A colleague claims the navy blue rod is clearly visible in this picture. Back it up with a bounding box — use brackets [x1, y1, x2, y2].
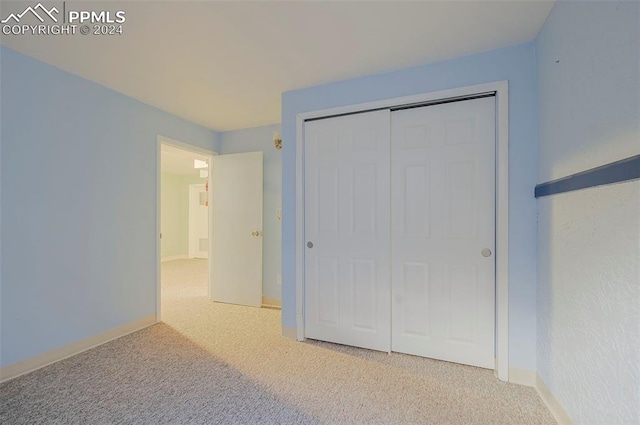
[535, 154, 640, 198]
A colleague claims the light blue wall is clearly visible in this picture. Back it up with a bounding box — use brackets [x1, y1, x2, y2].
[218, 124, 282, 301]
[536, 1, 640, 423]
[282, 43, 539, 370]
[537, 1, 640, 182]
[0, 47, 217, 367]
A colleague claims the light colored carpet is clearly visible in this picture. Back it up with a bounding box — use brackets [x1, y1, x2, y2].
[1, 259, 556, 424]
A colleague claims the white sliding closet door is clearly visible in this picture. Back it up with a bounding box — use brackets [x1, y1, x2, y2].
[390, 97, 496, 369]
[304, 110, 391, 352]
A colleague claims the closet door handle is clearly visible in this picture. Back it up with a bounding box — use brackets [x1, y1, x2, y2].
[307, 241, 314, 248]
[481, 248, 492, 257]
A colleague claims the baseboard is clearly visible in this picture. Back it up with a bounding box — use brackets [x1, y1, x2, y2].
[262, 296, 282, 310]
[282, 326, 297, 340]
[0, 314, 157, 383]
[508, 367, 536, 386]
[161, 255, 188, 262]
[535, 374, 574, 425]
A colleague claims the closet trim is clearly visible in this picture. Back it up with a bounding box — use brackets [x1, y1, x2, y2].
[305, 92, 496, 122]
[295, 81, 510, 382]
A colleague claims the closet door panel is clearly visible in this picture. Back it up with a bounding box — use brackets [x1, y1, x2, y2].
[391, 97, 496, 369]
[304, 110, 391, 352]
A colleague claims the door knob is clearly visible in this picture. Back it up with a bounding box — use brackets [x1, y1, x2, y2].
[307, 241, 314, 248]
[481, 248, 492, 257]
[251, 231, 262, 237]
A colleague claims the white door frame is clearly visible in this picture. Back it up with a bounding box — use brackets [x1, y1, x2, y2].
[156, 135, 216, 322]
[295, 81, 510, 381]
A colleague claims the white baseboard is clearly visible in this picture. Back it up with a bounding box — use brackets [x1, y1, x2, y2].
[161, 255, 188, 262]
[535, 374, 574, 425]
[508, 367, 536, 386]
[282, 326, 297, 340]
[0, 315, 157, 383]
[262, 296, 282, 310]
[508, 369, 574, 424]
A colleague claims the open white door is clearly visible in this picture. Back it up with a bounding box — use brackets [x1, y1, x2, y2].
[210, 152, 263, 307]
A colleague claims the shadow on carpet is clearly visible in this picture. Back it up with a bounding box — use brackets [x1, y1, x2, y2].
[1, 324, 319, 425]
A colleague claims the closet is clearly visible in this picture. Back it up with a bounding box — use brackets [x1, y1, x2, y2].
[303, 96, 496, 369]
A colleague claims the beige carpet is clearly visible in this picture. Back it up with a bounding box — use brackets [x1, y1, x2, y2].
[1, 259, 556, 424]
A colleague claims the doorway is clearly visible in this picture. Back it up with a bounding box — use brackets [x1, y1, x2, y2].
[158, 137, 214, 320]
[157, 136, 266, 322]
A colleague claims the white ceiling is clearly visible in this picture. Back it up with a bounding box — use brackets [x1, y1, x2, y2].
[161, 143, 208, 176]
[1, 1, 554, 131]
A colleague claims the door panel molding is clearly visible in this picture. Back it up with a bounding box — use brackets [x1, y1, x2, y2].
[296, 81, 509, 381]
